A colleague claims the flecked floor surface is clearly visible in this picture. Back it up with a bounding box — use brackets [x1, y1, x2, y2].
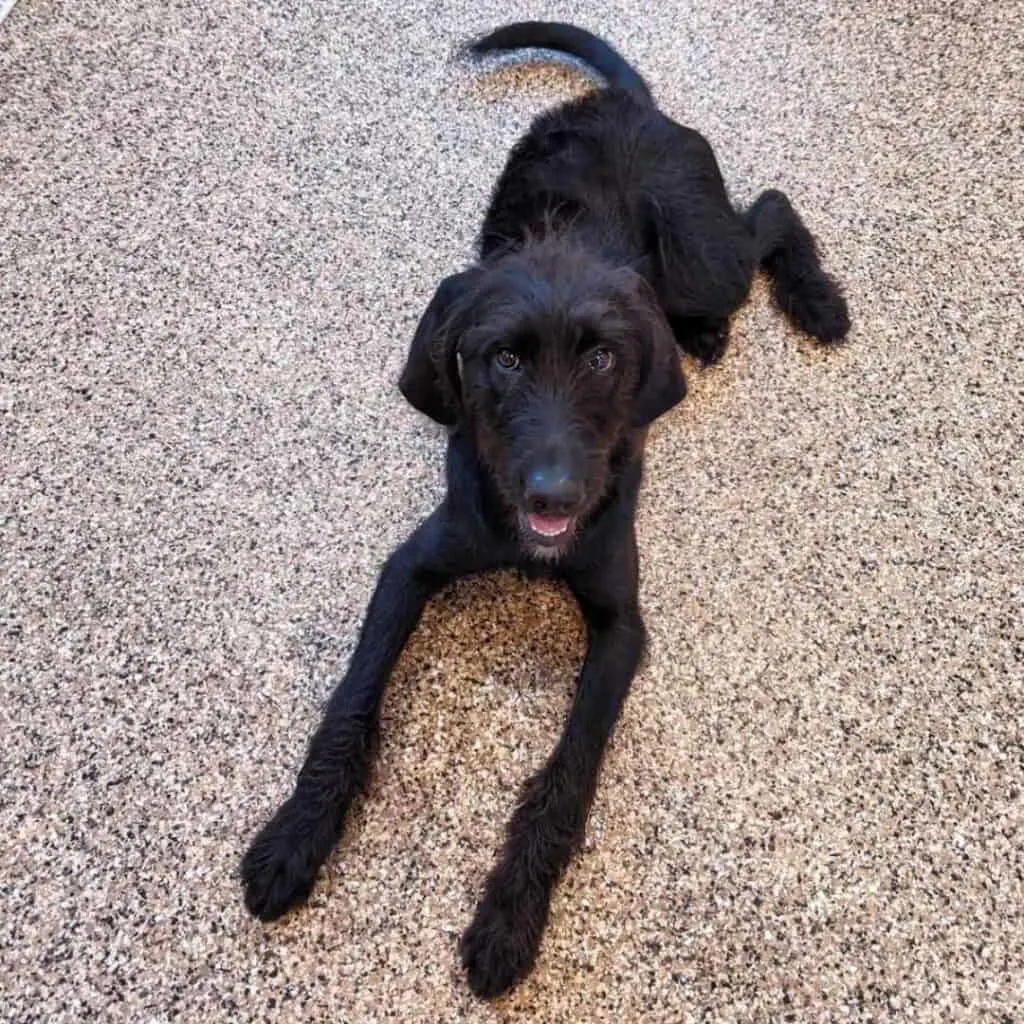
[2, 1, 1022, 1020]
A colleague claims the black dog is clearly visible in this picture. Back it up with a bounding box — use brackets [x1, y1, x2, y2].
[241, 22, 849, 998]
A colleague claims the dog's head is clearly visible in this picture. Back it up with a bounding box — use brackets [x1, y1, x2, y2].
[400, 239, 685, 556]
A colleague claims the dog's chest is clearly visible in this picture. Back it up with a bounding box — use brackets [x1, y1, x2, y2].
[517, 559, 560, 582]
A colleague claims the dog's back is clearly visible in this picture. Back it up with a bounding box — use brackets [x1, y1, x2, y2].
[470, 22, 850, 346]
[478, 89, 754, 320]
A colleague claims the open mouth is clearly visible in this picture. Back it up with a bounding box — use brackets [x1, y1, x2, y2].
[523, 512, 576, 543]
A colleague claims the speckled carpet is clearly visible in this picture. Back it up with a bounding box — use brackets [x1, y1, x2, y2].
[2, 1, 1022, 1020]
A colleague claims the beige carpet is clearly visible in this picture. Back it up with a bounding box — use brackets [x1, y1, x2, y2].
[2, 1, 1022, 1020]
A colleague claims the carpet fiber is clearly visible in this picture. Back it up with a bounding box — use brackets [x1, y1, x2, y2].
[2, 1, 1022, 1020]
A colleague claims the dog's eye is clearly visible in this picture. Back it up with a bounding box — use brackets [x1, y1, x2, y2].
[586, 348, 615, 372]
[494, 349, 520, 371]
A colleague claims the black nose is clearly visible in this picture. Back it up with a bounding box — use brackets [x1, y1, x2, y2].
[523, 465, 585, 517]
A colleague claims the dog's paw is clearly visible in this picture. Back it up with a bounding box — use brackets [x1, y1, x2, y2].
[459, 881, 548, 999]
[781, 275, 851, 345]
[240, 798, 324, 922]
[670, 316, 731, 366]
[690, 322, 731, 365]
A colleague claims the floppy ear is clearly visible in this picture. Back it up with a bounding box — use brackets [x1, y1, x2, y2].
[629, 286, 687, 428]
[399, 270, 478, 425]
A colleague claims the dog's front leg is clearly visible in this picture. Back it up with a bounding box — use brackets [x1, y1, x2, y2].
[241, 506, 469, 921]
[460, 546, 646, 998]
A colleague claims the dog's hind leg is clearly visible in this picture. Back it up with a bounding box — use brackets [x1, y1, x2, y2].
[746, 189, 850, 343]
[668, 313, 731, 364]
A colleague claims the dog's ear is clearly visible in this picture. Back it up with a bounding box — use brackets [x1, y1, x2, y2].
[626, 279, 686, 428]
[399, 270, 479, 425]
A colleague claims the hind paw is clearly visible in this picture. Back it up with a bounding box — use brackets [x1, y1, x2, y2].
[672, 317, 731, 364]
[784, 276, 850, 344]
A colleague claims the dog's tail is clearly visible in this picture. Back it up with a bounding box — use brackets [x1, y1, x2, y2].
[468, 22, 653, 103]
[747, 189, 851, 343]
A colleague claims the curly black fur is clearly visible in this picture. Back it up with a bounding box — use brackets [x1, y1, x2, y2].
[241, 21, 849, 999]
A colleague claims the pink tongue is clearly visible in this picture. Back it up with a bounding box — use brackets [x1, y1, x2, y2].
[528, 514, 571, 537]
